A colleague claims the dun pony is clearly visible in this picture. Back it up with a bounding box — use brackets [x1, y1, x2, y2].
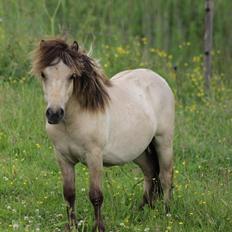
[32, 39, 175, 232]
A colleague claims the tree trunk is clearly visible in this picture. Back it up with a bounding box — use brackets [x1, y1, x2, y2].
[204, 0, 214, 92]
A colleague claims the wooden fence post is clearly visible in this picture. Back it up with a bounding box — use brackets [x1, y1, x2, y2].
[204, 0, 214, 92]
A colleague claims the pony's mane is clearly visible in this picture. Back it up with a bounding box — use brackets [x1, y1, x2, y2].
[32, 39, 111, 112]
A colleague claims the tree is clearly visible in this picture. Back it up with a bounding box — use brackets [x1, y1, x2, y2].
[204, 0, 214, 92]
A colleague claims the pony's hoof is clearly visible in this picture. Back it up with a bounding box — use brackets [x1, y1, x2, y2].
[138, 202, 145, 210]
[165, 204, 171, 215]
[139, 196, 148, 210]
[64, 223, 71, 232]
[64, 222, 78, 232]
[93, 221, 105, 232]
[139, 197, 154, 210]
[71, 218, 78, 229]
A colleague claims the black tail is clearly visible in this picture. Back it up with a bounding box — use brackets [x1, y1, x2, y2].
[148, 141, 163, 197]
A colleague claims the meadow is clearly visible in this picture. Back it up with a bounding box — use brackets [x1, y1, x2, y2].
[0, 1, 232, 231]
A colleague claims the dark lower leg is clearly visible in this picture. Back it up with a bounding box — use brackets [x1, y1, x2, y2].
[64, 186, 77, 228]
[153, 134, 174, 214]
[89, 188, 105, 232]
[89, 187, 105, 232]
[58, 159, 77, 229]
[140, 174, 163, 209]
[153, 175, 163, 199]
[140, 177, 154, 209]
[58, 158, 77, 231]
[159, 169, 173, 214]
[86, 151, 104, 231]
[149, 142, 163, 199]
[135, 152, 159, 209]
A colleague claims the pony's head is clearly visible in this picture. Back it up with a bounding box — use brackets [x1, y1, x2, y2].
[32, 39, 111, 124]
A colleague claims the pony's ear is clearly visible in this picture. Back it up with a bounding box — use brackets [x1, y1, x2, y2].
[71, 41, 79, 51]
[40, 39, 45, 47]
[39, 39, 45, 48]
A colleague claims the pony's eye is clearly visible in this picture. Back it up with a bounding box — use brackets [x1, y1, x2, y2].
[41, 72, 46, 80]
[69, 74, 76, 80]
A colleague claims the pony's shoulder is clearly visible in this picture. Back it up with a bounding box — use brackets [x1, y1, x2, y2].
[111, 70, 133, 80]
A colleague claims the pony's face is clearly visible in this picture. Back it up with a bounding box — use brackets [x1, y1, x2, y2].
[41, 60, 75, 124]
[32, 39, 111, 124]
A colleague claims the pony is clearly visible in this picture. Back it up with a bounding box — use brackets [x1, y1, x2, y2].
[31, 39, 175, 232]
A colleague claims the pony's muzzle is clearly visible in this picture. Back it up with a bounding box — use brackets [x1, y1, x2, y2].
[46, 107, 64, 124]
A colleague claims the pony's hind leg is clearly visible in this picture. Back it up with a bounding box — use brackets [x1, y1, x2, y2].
[153, 134, 173, 214]
[134, 149, 161, 209]
[148, 142, 163, 199]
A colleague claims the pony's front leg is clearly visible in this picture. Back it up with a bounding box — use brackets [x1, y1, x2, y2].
[58, 157, 77, 230]
[86, 151, 105, 232]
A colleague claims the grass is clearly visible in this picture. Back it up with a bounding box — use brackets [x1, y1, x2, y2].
[0, 78, 232, 232]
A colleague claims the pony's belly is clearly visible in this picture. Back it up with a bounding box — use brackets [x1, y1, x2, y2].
[102, 149, 144, 165]
[103, 129, 154, 165]
[103, 141, 149, 165]
[103, 103, 156, 164]
[56, 138, 146, 166]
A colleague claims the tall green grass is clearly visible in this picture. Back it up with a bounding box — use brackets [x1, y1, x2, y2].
[0, 79, 231, 231]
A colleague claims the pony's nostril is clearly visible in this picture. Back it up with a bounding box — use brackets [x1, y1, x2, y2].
[46, 107, 53, 118]
[46, 107, 64, 124]
[59, 108, 64, 117]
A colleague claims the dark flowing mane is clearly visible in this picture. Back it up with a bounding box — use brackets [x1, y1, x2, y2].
[32, 39, 111, 112]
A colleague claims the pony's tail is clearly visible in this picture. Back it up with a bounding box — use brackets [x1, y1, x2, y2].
[148, 141, 163, 197]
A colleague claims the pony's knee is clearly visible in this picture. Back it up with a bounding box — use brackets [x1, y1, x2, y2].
[89, 188, 103, 207]
[63, 185, 75, 205]
[159, 169, 173, 202]
[159, 169, 172, 189]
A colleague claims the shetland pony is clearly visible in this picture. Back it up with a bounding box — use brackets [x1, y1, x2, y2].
[32, 39, 175, 231]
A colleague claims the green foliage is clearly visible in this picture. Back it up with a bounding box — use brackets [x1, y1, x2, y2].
[0, 0, 231, 82]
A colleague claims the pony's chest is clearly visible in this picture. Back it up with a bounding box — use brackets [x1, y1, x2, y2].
[58, 135, 87, 163]
[46, 124, 88, 164]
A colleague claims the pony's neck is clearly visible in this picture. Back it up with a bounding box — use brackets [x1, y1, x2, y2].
[65, 94, 82, 120]
[72, 70, 111, 112]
